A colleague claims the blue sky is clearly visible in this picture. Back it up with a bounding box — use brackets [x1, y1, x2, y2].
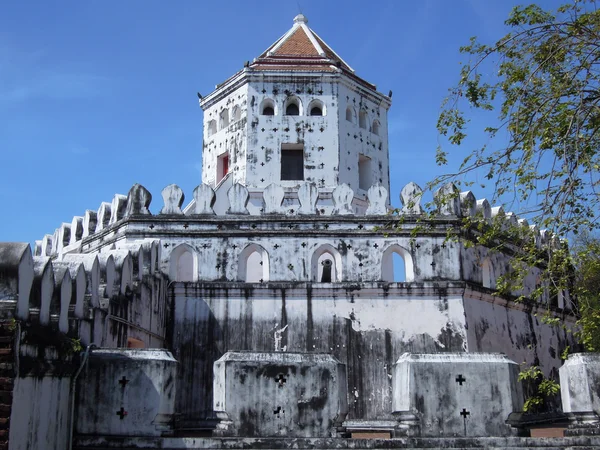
[0, 0, 563, 244]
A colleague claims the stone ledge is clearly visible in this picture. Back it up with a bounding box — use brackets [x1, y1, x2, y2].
[73, 435, 600, 449]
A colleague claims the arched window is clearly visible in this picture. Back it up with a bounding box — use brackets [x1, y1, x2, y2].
[219, 109, 229, 129]
[308, 99, 325, 116]
[345, 106, 356, 123]
[232, 106, 242, 121]
[311, 245, 342, 282]
[285, 97, 302, 116]
[359, 110, 368, 129]
[372, 119, 380, 135]
[381, 244, 414, 282]
[261, 98, 276, 116]
[238, 244, 270, 282]
[169, 244, 197, 282]
[482, 257, 495, 289]
[207, 120, 217, 137]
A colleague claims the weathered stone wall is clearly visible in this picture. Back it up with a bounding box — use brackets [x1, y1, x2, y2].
[170, 282, 467, 426]
[462, 289, 575, 377]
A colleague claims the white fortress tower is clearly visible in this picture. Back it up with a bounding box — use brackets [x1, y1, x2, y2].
[199, 14, 392, 214]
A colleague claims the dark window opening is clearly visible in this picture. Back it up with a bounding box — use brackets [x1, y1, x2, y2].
[217, 153, 229, 183]
[286, 103, 299, 116]
[281, 145, 304, 180]
[263, 106, 274, 116]
[310, 106, 323, 116]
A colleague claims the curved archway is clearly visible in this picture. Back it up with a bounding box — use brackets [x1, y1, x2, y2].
[238, 244, 270, 282]
[372, 119, 380, 135]
[260, 98, 276, 116]
[207, 120, 217, 137]
[359, 109, 368, 129]
[219, 109, 229, 129]
[284, 96, 302, 116]
[482, 257, 495, 289]
[308, 99, 325, 116]
[381, 244, 414, 282]
[169, 244, 198, 282]
[345, 106, 356, 123]
[311, 244, 342, 282]
[232, 105, 242, 121]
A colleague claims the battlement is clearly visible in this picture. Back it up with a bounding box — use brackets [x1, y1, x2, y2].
[0, 240, 167, 350]
[35, 180, 557, 259]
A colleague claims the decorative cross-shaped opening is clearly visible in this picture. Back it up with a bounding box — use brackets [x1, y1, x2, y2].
[118, 376, 129, 388]
[274, 244, 280, 249]
[460, 408, 470, 418]
[275, 373, 287, 387]
[456, 374, 466, 385]
[373, 243, 379, 248]
[183, 223, 189, 229]
[116, 407, 128, 420]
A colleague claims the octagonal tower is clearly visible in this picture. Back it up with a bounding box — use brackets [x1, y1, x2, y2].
[199, 14, 392, 213]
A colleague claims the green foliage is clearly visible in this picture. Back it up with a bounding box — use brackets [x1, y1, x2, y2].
[572, 233, 600, 350]
[436, 0, 600, 238]
[518, 364, 560, 412]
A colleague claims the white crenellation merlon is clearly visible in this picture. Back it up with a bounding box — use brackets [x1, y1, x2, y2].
[434, 182, 460, 216]
[191, 184, 216, 215]
[491, 205, 505, 219]
[227, 183, 250, 215]
[459, 191, 477, 217]
[365, 184, 388, 215]
[126, 183, 152, 216]
[83, 210, 98, 238]
[476, 198, 491, 220]
[0, 243, 34, 320]
[62, 253, 100, 310]
[263, 183, 285, 214]
[41, 235, 53, 257]
[332, 183, 354, 215]
[298, 182, 319, 214]
[56, 223, 72, 255]
[109, 194, 128, 224]
[33, 241, 42, 257]
[160, 184, 184, 215]
[400, 182, 424, 215]
[33, 256, 54, 325]
[69, 216, 84, 246]
[96, 202, 112, 232]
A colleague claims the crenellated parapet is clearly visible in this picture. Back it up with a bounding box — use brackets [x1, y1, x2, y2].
[0, 240, 167, 349]
[25, 181, 567, 308]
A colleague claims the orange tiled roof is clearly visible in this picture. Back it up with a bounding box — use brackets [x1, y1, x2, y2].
[272, 27, 321, 57]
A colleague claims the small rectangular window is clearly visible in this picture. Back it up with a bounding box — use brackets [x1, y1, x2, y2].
[358, 154, 372, 190]
[217, 152, 229, 183]
[281, 144, 304, 181]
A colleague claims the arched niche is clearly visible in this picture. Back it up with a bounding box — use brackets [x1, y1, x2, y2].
[219, 109, 229, 129]
[169, 244, 198, 282]
[207, 120, 217, 137]
[345, 106, 356, 123]
[284, 96, 302, 116]
[372, 119, 381, 135]
[260, 98, 276, 116]
[311, 244, 342, 282]
[359, 109, 368, 129]
[482, 257, 495, 289]
[238, 244, 270, 282]
[381, 244, 414, 282]
[232, 105, 242, 121]
[308, 99, 325, 116]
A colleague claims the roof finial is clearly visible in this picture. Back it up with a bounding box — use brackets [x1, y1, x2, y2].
[294, 13, 308, 24]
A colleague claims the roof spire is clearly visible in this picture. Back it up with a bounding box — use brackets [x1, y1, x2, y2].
[293, 14, 308, 24]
